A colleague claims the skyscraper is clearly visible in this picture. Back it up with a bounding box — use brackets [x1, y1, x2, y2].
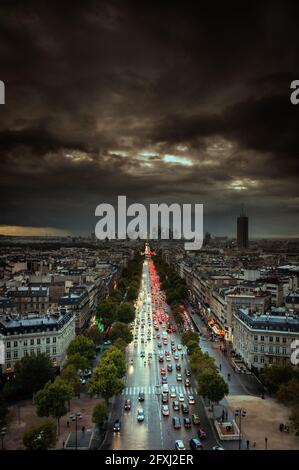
[237, 212, 249, 250]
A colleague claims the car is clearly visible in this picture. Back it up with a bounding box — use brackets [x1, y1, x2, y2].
[147, 336, 151, 341]
[124, 399, 131, 410]
[176, 364, 181, 371]
[161, 376, 168, 384]
[141, 338, 144, 343]
[171, 340, 175, 346]
[162, 384, 169, 394]
[156, 334, 161, 339]
[162, 405, 169, 416]
[172, 417, 181, 429]
[189, 438, 203, 450]
[188, 395, 195, 405]
[148, 352, 153, 358]
[184, 417, 192, 428]
[162, 393, 169, 404]
[171, 346, 176, 352]
[80, 378, 86, 385]
[174, 354, 179, 361]
[165, 350, 170, 356]
[140, 351, 145, 358]
[212, 446, 225, 451]
[177, 344, 182, 350]
[170, 387, 176, 398]
[137, 409, 145, 422]
[181, 403, 189, 414]
[157, 342, 162, 348]
[185, 369, 192, 377]
[138, 392, 145, 402]
[198, 428, 207, 440]
[167, 364, 173, 372]
[160, 368, 166, 376]
[176, 373, 182, 382]
[158, 355, 164, 363]
[175, 440, 185, 450]
[166, 355, 171, 362]
[104, 340, 112, 346]
[134, 341, 138, 347]
[113, 419, 121, 432]
[192, 414, 200, 425]
[185, 378, 191, 387]
[178, 393, 184, 402]
[172, 401, 180, 411]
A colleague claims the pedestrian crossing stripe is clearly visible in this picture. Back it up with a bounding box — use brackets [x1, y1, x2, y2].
[122, 385, 195, 396]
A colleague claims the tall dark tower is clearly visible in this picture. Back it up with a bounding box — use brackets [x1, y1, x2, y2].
[237, 210, 249, 250]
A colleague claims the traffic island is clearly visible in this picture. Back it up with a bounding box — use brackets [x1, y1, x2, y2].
[214, 419, 240, 441]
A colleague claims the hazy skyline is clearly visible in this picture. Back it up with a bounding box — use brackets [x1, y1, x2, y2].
[0, 1, 299, 237]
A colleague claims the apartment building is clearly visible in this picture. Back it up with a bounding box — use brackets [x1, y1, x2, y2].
[7, 286, 50, 315]
[0, 308, 75, 374]
[233, 307, 299, 371]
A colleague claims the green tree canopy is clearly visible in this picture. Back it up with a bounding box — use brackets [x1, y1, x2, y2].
[23, 420, 57, 450]
[117, 302, 135, 323]
[35, 377, 73, 434]
[276, 378, 299, 406]
[97, 300, 118, 324]
[66, 353, 89, 372]
[67, 336, 95, 361]
[260, 364, 297, 394]
[92, 400, 108, 427]
[182, 330, 199, 346]
[197, 369, 229, 403]
[60, 365, 81, 396]
[186, 340, 200, 355]
[88, 362, 124, 402]
[84, 325, 104, 345]
[101, 346, 126, 378]
[109, 321, 133, 344]
[14, 353, 54, 396]
[112, 337, 127, 351]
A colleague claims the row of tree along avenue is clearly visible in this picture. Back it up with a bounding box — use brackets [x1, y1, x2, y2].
[181, 330, 229, 405]
[97, 251, 143, 328]
[153, 253, 188, 327]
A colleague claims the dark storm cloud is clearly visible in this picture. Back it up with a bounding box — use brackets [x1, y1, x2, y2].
[0, 0, 299, 235]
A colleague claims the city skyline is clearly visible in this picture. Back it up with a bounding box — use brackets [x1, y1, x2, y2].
[0, 1, 299, 238]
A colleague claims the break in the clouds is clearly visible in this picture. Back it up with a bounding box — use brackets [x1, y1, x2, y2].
[0, 1, 298, 237]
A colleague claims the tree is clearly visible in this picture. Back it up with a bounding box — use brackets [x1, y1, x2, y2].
[66, 353, 89, 372]
[84, 325, 104, 345]
[101, 346, 126, 378]
[35, 377, 73, 434]
[109, 322, 133, 344]
[260, 364, 296, 394]
[98, 300, 118, 324]
[127, 285, 138, 301]
[23, 420, 57, 450]
[186, 340, 200, 355]
[92, 400, 108, 427]
[14, 353, 54, 396]
[67, 336, 95, 361]
[112, 337, 127, 351]
[88, 362, 124, 403]
[117, 302, 135, 323]
[276, 379, 299, 406]
[197, 369, 228, 403]
[60, 365, 81, 396]
[182, 330, 199, 346]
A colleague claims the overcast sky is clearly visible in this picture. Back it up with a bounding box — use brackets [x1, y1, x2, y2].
[0, 1, 298, 237]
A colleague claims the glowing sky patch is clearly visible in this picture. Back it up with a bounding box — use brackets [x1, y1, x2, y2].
[163, 154, 193, 166]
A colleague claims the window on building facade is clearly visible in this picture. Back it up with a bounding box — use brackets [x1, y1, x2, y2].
[37, 338, 41, 345]
[46, 347, 50, 354]
[261, 345, 264, 352]
[254, 335, 258, 341]
[46, 338, 50, 344]
[13, 340, 18, 347]
[269, 357, 273, 363]
[30, 349, 34, 356]
[276, 337, 280, 342]
[24, 350, 28, 356]
[283, 337, 287, 343]
[13, 350, 18, 358]
[254, 356, 258, 362]
[24, 340, 28, 346]
[6, 351, 11, 359]
[269, 336, 273, 342]
[260, 356, 265, 363]
[261, 336, 264, 342]
[37, 348, 41, 354]
[30, 339, 34, 345]
[254, 345, 258, 352]
[53, 347, 56, 354]
[7, 341, 11, 348]
[283, 347, 287, 355]
[53, 337, 56, 343]
[269, 346, 273, 353]
[276, 346, 280, 354]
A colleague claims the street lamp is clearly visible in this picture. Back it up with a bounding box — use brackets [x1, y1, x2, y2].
[69, 412, 83, 450]
[1, 427, 6, 450]
[235, 408, 246, 450]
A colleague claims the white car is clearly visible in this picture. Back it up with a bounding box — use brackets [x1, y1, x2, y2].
[175, 440, 185, 450]
[178, 393, 184, 402]
[170, 387, 176, 398]
[188, 395, 195, 405]
[177, 344, 182, 350]
[162, 405, 169, 416]
[137, 409, 145, 422]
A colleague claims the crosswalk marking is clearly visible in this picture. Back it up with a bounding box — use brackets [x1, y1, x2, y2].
[122, 385, 196, 397]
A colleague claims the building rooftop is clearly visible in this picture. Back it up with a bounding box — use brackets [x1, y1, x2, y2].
[234, 307, 299, 332]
